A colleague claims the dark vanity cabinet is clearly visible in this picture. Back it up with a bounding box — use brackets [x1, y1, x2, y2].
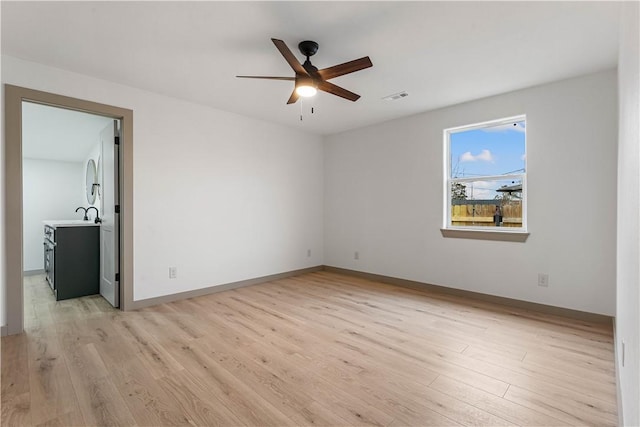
[44, 224, 100, 301]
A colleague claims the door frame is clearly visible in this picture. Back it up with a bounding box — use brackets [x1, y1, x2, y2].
[4, 84, 134, 335]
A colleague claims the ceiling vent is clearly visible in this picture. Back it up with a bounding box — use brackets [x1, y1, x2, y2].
[382, 91, 409, 101]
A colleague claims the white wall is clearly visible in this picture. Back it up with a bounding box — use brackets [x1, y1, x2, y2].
[324, 70, 617, 316]
[22, 158, 85, 271]
[616, 2, 640, 425]
[1, 55, 324, 308]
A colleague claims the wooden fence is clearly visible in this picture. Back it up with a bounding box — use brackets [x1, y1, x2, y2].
[451, 201, 522, 227]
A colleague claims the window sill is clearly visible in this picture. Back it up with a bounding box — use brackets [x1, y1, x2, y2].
[440, 228, 529, 242]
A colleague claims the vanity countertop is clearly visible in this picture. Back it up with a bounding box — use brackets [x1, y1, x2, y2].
[43, 220, 100, 228]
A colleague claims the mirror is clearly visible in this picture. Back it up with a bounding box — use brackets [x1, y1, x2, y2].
[85, 159, 97, 204]
[96, 155, 102, 197]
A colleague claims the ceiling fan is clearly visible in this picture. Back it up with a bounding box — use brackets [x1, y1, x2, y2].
[237, 38, 373, 104]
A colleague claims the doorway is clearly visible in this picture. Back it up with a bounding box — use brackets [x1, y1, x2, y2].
[4, 85, 134, 335]
[22, 103, 120, 309]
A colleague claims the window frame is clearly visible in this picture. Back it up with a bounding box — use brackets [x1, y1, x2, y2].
[443, 115, 528, 237]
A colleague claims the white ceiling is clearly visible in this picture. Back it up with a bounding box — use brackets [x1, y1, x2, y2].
[22, 102, 113, 162]
[2, 1, 621, 136]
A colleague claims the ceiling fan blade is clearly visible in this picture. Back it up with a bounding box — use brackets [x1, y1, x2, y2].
[317, 81, 360, 102]
[287, 89, 300, 105]
[271, 38, 308, 76]
[236, 75, 295, 81]
[317, 57, 373, 80]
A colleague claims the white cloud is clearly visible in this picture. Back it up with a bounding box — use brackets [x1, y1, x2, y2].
[460, 151, 475, 162]
[460, 149, 494, 163]
[477, 149, 493, 162]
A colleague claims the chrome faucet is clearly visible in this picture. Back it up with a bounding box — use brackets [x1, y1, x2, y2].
[75, 207, 88, 221]
[87, 207, 101, 224]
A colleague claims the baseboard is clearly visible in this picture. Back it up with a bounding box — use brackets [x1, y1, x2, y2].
[130, 266, 323, 310]
[323, 266, 613, 324]
[612, 317, 624, 427]
[123, 263, 611, 325]
[23, 269, 44, 276]
[1, 325, 7, 337]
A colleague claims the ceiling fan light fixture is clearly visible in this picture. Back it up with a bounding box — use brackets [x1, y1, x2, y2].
[296, 84, 317, 97]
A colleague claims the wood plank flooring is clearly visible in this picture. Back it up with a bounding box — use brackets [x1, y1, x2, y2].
[2, 272, 617, 426]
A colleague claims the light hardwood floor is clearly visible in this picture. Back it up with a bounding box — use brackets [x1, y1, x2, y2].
[2, 271, 617, 426]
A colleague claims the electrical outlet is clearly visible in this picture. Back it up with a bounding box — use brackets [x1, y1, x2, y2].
[354, 251, 359, 260]
[622, 341, 625, 367]
[538, 273, 549, 287]
[307, 249, 311, 257]
[169, 267, 177, 279]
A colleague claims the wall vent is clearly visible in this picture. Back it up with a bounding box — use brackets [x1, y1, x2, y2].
[382, 91, 409, 101]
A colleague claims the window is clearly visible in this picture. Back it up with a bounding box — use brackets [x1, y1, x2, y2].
[444, 116, 526, 233]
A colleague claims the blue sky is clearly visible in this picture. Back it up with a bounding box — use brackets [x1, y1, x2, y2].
[450, 120, 526, 179]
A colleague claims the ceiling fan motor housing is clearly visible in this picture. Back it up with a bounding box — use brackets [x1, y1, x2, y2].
[298, 40, 319, 58]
